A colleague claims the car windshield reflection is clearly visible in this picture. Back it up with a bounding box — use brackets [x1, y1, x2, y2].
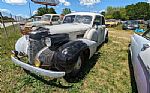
[63, 15, 92, 24]
[41, 15, 51, 21]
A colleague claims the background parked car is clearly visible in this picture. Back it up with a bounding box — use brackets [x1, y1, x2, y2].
[21, 14, 60, 35]
[105, 19, 119, 27]
[129, 29, 150, 93]
[122, 20, 139, 30]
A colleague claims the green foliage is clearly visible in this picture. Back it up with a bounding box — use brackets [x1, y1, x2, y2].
[105, 2, 150, 20]
[112, 11, 121, 19]
[101, 11, 105, 16]
[126, 2, 150, 20]
[62, 8, 71, 15]
[36, 7, 57, 16]
[105, 6, 127, 20]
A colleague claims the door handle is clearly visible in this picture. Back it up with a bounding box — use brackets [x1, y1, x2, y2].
[141, 44, 150, 51]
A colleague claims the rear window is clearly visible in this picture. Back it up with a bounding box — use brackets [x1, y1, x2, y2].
[51, 15, 60, 21]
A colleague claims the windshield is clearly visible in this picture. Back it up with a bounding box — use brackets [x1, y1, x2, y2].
[74, 15, 92, 24]
[41, 15, 51, 21]
[63, 15, 92, 24]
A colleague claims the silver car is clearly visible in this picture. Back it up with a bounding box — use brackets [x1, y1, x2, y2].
[129, 29, 150, 93]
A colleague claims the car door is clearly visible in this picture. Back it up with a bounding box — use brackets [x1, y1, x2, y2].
[93, 15, 105, 44]
[131, 32, 150, 93]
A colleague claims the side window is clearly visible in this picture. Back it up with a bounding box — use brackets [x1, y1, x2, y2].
[143, 30, 150, 40]
[93, 16, 101, 26]
[102, 17, 105, 25]
[51, 16, 60, 21]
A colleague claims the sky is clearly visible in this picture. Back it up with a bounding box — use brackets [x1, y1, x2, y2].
[0, 0, 149, 18]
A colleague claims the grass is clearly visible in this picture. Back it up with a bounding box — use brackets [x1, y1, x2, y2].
[0, 25, 136, 93]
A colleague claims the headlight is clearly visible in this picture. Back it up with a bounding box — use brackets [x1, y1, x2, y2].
[45, 37, 51, 47]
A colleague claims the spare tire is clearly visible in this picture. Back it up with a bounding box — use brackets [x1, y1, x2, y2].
[53, 40, 88, 73]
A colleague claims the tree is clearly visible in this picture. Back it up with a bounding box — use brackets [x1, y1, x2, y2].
[62, 8, 71, 15]
[49, 7, 57, 14]
[112, 11, 121, 19]
[101, 11, 105, 16]
[105, 6, 127, 20]
[126, 2, 150, 20]
[36, 7, 56, 16]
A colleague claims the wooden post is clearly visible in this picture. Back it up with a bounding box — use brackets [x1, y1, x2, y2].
[0, 12, 8, 38]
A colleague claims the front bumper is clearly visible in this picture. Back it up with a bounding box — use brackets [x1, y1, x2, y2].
[11, 55, 65, 78]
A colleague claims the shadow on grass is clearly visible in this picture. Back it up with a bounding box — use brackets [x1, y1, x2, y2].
[64, 52, 101, 83]
[24, 70, 73, 89]
[128, 49, 138, 93]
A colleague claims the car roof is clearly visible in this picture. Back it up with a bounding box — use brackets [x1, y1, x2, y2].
[34, 16, 42, 17]
[66, 12, 103, 17]
[43, 14, 60, 16]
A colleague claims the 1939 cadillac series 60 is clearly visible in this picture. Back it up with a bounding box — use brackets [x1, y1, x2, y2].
[11, 12, 108, 78]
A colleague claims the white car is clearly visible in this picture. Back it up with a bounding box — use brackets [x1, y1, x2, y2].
[129, 30, 150, 93]
[11, 12, 108, 78]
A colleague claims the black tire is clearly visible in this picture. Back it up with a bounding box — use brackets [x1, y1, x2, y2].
[65, 53, 84, 78]
[128, 45, 138, 93]
[105, 32, 108, 43]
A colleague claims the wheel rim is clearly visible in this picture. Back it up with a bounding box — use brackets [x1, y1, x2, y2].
[74, 57, 82, 70]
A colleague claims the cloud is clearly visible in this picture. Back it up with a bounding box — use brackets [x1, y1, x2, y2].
[99, 9, 105, 13]
[147, 0, 150, 3]
[33, 10, 37, 15]
[2, 0, 27, 5]
[59, 0, 71, 6]
[64, 1, 70, 6]
[0, 8, 11, 13]
[79, 0, 101, 6]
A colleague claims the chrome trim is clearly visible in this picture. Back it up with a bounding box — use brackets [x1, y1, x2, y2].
[11, 56, 65, 78]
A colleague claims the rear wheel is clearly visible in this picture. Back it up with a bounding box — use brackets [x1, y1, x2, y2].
[105, 32, 108, 43]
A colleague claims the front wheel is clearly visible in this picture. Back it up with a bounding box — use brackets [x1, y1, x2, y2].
[66, 54, 84, 77]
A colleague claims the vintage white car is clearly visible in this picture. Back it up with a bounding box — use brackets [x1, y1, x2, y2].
[11, 12, 108, 78]
[21, 14, 60, 35]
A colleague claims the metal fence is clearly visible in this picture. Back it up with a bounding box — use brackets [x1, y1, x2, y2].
[0, 11, 26, 62]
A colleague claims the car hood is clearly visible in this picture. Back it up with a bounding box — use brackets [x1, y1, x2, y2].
[43, 23, 92, 34]
[25, 21, 50, 27]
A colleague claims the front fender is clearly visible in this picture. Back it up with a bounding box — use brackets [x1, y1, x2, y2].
[53, 40, 89, 72]
[15, 35, 29, 55]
